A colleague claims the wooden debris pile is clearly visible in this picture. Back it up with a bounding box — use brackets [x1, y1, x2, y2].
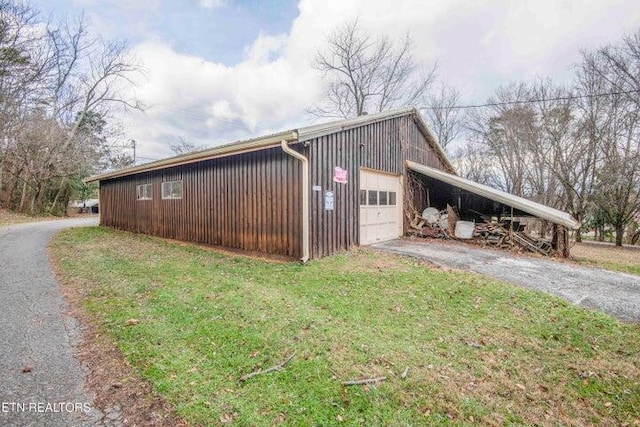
[408, 207, 556, 256]
[473, 220, 554, 256]
[408, 209, 452, 238]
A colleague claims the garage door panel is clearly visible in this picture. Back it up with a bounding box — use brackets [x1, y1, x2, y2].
[359, 169, 402, 245]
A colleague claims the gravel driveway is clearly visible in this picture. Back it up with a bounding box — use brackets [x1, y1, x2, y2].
[0, 217, 100, 426]
[373, 239, 640, 323]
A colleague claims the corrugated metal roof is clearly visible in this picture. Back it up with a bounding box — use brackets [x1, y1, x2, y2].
[87, 107, 453, 182]
[407, 160, 580, 229]
[297, 107, 413, 140]
[86, 130, 298, 182]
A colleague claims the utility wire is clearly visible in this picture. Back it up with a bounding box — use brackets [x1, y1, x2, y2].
[419, 88, 640, 111]
[136, 156, 159, 162]
[146, 104, 249, 131]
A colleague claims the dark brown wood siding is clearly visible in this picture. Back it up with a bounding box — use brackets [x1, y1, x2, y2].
[98, 111, 448, 261]
[99, 147, 302, 258]
[306, 131, 360, 260]
[359, 114, 446, 171]
[305, 113, 448, 259]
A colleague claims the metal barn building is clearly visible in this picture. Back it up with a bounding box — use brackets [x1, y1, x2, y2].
[87, 107, 578, 261]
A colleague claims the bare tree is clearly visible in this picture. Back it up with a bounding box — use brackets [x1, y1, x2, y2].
[451, 142, 495, 185]
[0, 0, 45, 197]
[580, 31, 640, 246]
[557, 66, 607, 241]
[0, 1, 144, 214]
[169, 136, 204, 155]
[42, 15, 144, 214]
[526, 80, 572, 209]
[590, 30, 640, 109]
[465, 81, 578, 237]
[452, 29, 640, 245]
[43, 17, 144, 147]
[465, 83, 536, 196]
[0, 1, 43, 124]
[423, 83, 463, 151]
[312, 20, 436, 118]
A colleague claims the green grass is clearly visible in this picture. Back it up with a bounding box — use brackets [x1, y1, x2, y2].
[571, 256, 640, 276]
[570, 243, 640, 276]
[51, 227, 640, 426]
[577, 259, 640, 276]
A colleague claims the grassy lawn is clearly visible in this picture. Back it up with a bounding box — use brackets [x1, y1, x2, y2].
[571, 242, 640, 276]
[51, 227, 640, 426]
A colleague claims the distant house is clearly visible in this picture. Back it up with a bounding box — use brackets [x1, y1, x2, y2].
[86, 107, 578, 261]
[68, 198, 99, 214]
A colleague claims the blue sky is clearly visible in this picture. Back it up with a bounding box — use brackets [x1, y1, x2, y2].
[30, 1, 640, 162]
[35, 0, 300, 65]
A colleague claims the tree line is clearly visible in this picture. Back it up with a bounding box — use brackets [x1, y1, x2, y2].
[0, 0, 141, 215]
[457, 32, 640, 246]
[313, 20, 640, 246]
[2, 5, 638, 245]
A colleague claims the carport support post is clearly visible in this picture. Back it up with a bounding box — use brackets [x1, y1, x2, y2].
[509, 206, 514, 248]
[552, 225, 570, 258]
[560, 226, 569, 258]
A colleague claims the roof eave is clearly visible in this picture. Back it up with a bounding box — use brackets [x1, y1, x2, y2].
[86, 107, 456, 183]
[86, 130, 299, 183]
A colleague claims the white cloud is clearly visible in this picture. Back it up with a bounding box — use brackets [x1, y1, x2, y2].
[119, 35, 320, 160]
[243, 33, 288, 64]
[423, 0, 640, 97]
[114, 0, 640, 161]
[199, 0, 226, 9]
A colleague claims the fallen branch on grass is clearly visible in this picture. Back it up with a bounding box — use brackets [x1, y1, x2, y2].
[341, 376, 387, 386]
[401, 367, 409, 379]
[239, 352, 296, 382]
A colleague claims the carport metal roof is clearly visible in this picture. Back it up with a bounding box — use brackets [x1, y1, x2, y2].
[407, 160, 580, 230]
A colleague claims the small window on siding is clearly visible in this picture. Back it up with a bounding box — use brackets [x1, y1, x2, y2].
[368, 190, 378, 205]
[389, 191, 397, 206]
[162, 180, 183, 199]
[379, 191, 388, 205]
[359, 190, 367, 205]
[136, 183, 152, 200]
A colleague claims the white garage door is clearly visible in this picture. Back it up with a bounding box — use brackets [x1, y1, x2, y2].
[359, 169, 403, 245]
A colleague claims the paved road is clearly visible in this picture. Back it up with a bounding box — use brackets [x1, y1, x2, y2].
[0, 218, 100, 427]
[373, 239, 640, 323]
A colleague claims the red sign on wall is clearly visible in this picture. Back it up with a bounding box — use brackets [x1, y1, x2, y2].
[333, 167, 348, 184]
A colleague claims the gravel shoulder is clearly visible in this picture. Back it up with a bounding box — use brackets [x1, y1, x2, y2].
[373, 238, 640, 323]
[0, 218, 100, 426]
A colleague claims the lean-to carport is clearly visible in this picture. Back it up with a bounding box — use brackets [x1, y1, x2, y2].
[406, 161, 580, 257]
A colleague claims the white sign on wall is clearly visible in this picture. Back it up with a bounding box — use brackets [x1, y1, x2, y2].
[325, 190, 334, 211]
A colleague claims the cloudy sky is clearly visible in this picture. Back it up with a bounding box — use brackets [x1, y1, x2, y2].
[34, 0, 640, 162]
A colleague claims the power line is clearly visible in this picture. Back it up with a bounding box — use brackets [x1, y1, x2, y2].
[146, 104, 250, 131]
[419, 88, 640, 111]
